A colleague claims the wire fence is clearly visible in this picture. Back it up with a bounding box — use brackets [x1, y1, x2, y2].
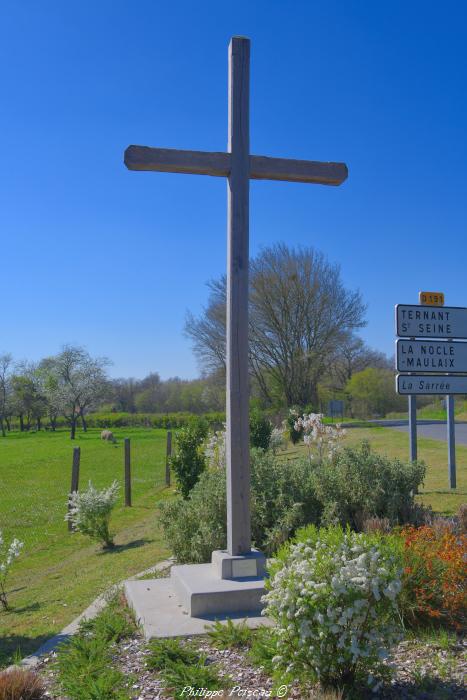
[0, 429, 171, 550]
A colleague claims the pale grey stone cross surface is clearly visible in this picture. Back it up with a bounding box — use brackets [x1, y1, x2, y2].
[124, 36, 348, 558]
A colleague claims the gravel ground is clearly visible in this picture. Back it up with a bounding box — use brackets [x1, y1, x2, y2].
[36, 631, 466, 700]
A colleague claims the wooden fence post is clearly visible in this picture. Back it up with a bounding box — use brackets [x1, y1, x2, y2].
[68, 447, 80, 531]
[124, 438, 132, 506]
[165, 430, 172, 487]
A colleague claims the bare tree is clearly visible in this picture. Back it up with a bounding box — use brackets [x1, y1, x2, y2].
[185, 278, 226, 375]
[329, 335, 391, 388]
[112, 377, 139, 413]
[185, 244, 366, 407]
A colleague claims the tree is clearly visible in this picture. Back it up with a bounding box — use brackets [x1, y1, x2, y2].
[329, 335, 391, 389]
[41, 345, 110, 439]
[345, 367, 405, 418]
[134, 372, 163, 413]
[11, 363, 47, 431]
[0, 354, 13, 437]
[112, 377, 139, 413]
[185, 244, 366, 408]
[324, 335, 391, 416]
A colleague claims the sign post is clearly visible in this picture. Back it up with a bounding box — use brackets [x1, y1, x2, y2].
[447, 394, 456, 488]
[408, 395, 417, 462]
[395, 293, 464, 488]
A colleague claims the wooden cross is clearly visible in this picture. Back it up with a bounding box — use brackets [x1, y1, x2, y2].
[124, 36, 348, 557]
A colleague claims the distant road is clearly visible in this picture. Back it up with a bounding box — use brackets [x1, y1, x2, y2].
[363, 419, 467, 446]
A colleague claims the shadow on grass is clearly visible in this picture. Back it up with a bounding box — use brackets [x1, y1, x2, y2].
[0, 631, 56, 669]
[9, 602, 41, 615]
[8, 586, 27, 595]
[97, 538, 153, 555]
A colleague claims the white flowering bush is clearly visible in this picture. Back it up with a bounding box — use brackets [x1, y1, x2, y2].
[269, 425, 287, 454]
[0, 530, 23, 610]
[205, 422, 286, 465]
[262, 525, 402, 692]
[204, 425, 226, 469]
[294, 413, 345, 462]
[66, 481, 119, 549]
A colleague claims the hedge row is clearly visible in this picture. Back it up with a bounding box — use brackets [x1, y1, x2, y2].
[6, 411, 226, 432]
[85, 411, 226, 430]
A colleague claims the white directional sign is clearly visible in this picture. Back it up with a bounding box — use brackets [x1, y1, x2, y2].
[396, 304, 467, 339]
[396, 374, 467, 395]
[396, 339, 467, 373]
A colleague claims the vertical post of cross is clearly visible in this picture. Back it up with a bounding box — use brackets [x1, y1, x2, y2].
[226, 36, 251, 556]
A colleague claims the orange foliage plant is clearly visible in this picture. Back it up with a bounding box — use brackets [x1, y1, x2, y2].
[398, 525, 466, 629]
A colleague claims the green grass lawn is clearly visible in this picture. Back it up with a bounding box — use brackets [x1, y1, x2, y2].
[387, 398, 467, 421]
[284, 426, 467, 515]
[0, 428, 172, 667]
[1, 424, 466, 669]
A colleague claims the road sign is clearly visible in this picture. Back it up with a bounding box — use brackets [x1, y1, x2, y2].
[396, 374, 467, 395]
[328, 399, 344, 418]
[419, 291, 444, 306]
[396, 304, 467, 339]
[396, 339, 467, 373]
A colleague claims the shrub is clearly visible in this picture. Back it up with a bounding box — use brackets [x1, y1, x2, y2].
[146, 639, 227, 698]
[204, 426, 226, 470]
[159, 467, 227, 563]
[269, 425, 287, 453]
[79, 591, 135, 643]
[146, 638, 200, 670]
[362, 516, 391, 534]
[249, 410, 272, 450]
[0, 669, 44, 700]
[313, 441, 426, 530]
[248, 626, 278, 676]
[54, 592, 135, 700]
[66, 481, 119, 549]
[170, 421, 208, 498]
[161, 661, 226, 699]
[250, 449, 321, 553]
[160, 449, 321, 562]
[0, 531, 23, 611]
[397, 525, 467, 630]
[294, 412, 345, 461]
[262, 525, 403, 692]
[287, 407, 302, 444]
[207, 618, 252, 649]
[458, 503, 467, 534]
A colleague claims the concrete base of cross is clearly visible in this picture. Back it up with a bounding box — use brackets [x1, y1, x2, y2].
[124, 549, 269, 637]
[172, 548, 267, 617]
[211, 548, 267, 580]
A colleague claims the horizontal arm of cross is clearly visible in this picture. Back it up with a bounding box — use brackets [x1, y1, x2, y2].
[124, 145, 348, 186]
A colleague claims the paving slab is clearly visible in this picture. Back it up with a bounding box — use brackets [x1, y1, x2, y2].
[124, 578, 273, 638]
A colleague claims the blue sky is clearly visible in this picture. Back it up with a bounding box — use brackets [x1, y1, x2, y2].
[1, 1, 466, 379]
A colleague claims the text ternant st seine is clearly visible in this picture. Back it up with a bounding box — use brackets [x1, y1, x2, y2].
[398, 308, 451, 336]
